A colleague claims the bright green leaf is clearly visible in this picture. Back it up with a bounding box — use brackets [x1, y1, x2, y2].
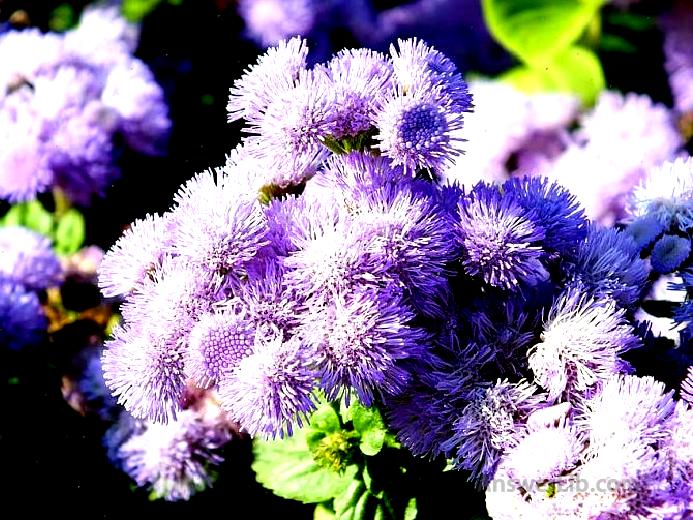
[315, 503, 337, 520]
[1, 200, 55, 237]
[334, 480, 367, 520]
[482, 0, 605, 66]
[351, 401, 385, 436]
[253, 431, 359, 504]
[359, 429, 386, 457]
[311, 403, 342, 433]
[122, 0, 162, 22]
[54, 209, 86, 255]
[403, 497, 418, 520]
[501, 46, 605, 106]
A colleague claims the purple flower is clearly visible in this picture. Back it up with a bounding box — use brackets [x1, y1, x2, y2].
[116, 409, 232, 501]
[374, 87, 465, 174]
[626, 214, 667, 249]
[662, 1, 693, 115]
[0, 279, 46, 350]
[388, 38, 472, 114]
[227, 37, 309, 123]
[0, 226, 61, 290]
[570, 225, 650, 307]
[321, 48, 393, 139]
[238, 0, 316, 48]
[651, 234, 691, 274]
[456, 184, 548, 289]
[98, 213, 174, 298]
[217, 335, 317, 438]
[629, 156, 693, 232]
[527, 287, 640, 402]
[185, 311, 256, 389]
[443, 379, 545, 486]
[301, 288, 427, 406]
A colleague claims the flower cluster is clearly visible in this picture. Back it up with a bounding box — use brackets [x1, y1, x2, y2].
[99, 36, 693, 515]
[0, 6, 170, 205]
[0, 226, 61, 350]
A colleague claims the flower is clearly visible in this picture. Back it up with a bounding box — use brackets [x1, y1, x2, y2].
[374, 87, 465, 174]
[217, 335, 317, 438]
[238, 0, 316, 48]
[456, 184, 548, 289]
[0, 226, 61, 290]
[443, 379, 544, 486]
[681, 366, 693, 405]
[185, 311, 256, 389]
[662, 1, 693, 115]
[569, 225, 649, 307]
[301, 288, 427, 406]
[0, 279, 46, 350]
[629, 156, 693, 232]
[116, 409, 232, 501]
[626, 214, 667, 249]
[651, 234, 691, 274]
[527, 287, 640, 402]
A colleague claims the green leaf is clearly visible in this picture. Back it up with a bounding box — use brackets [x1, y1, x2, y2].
[315, 503, 337, 520]
[599, 34, 637, 54]
[350, 401, 387, 456]
[403, 498, 418, 520]
[253, 430, 359, 503]
[54, 209, 85, 255]
[501, 46, 605, 106]
[1, 200, 54, 237]
[360, 429, 386, 457]
[334, 480, 367, 520]
[49, 4, 76, 32]
[122, 0, 163, 22]
[311, 403, 342, 434]
[481, 0, 605, 66]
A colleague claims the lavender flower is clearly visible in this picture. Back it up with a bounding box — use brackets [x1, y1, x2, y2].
[629, 156, 693, 232]
[116, 409, 232, 501]
[301, 289, 427, 406]
[626, 214, 667, 249]
[0, 226, 61, 290]
[0, 6, 170, 204]
[217, 335, 317, 438]
[374, 87, 465, 174]
[680, 367, 693, 405]
[444, 379, 544, 486]
[0, 279, 46, 350]
[185, 311, 256, 388]
[651, 234, 691, 274]
[570, 225, 650, 307]
[527, 288, 639, 402]
[98, 213, 174, 298]
[238, 0, 316, 49]
[456, 184, 548, 289]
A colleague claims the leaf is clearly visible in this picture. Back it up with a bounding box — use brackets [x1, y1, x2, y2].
[253, 430, 360, 504]
[54, 209, 85, 255]
[403, 498, 417, 520]
[122, 0, 163, 22]
[482, 0, 605, 66]
[1, 200, 54, 237]
[311, 403, 342, 434]
[334, 480, 367, 520]
[350, 401, 387, 456]
[501, 46, 605, 106]
[360, 429, 386, 457]
[315, 504, 337, 520]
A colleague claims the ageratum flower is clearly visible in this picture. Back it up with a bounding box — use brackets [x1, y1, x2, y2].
[228, 37, 308, 123]
[375, 87, 465, 174]
[0, 226, 61, 290]
[116, 409, 232, 501]
[570, 225, 649, 307]
[217, 335, 317, 438]
[238, 0, 316, 48]
[680, 366, 693, 405]
[0, 279, 46, 350]
[320, 48, 393, 139]
[651, 234, 691, 274]
[456, 183, 548, 289]
[662, 1, 693, 115]
[527, 287, 639, 402]
[626, 214, 667, 249]
[185, 311, 256, 389]
[629, 156, 693, 232]
[301, 288, 427, 406]
[443, 379, 545, 486]
[98, 213, 174, 298]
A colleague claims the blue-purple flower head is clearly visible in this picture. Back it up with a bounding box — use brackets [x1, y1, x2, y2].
[0, 279, 47, 350]
[629, 156, 693, 232]
[238, 0, 316, 48]
[680, 366, 693, 405]
[301, 288, 427, 406]
[527, 287, 640, 402]
[456, 183, 549, 290]
[0, 6, 170, 204]
[116, 408, 232, 501]
[569, 225, 650, 307]
[218, 334, 317, 439]
[651, 234, 691, 274]
[0, 226, 61, 290]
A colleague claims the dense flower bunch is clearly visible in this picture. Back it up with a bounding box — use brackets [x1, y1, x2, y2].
[0, 226, 61, 349]
[0, 6, 170, 204]
[99, 37, 693, 515]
